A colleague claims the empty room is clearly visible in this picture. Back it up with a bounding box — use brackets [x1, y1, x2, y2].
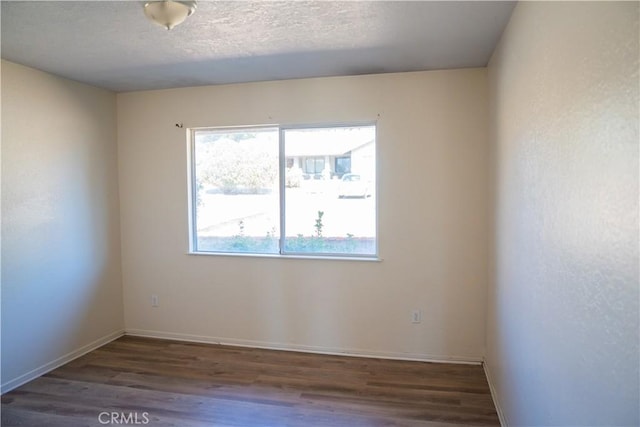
[1, 1, 638, 426]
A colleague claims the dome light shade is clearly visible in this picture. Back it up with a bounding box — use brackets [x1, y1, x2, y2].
[144, 1, 197, 30]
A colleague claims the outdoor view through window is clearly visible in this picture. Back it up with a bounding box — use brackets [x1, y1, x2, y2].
[192, 125, 376, 257]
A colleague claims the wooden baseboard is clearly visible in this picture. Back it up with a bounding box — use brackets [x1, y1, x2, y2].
[125, 328, 483, 365]
[483, 360, 508, 426]
[1, 329, 125, 394]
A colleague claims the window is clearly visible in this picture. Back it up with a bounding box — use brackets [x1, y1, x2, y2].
[334, 156, 351, 177]
[190, 124, 376, 258]
[304, 157, 325, 176]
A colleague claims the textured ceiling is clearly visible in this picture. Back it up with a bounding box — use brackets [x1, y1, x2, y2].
[1, 1, 515, 92]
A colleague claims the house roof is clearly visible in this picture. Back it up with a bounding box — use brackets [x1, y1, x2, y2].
[285, 139, 373, 158]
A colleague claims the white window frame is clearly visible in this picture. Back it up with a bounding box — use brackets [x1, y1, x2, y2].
[187, 122, 379, 260]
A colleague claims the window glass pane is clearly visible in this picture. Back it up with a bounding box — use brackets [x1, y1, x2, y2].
[335, 156, 351, 177]
[283, 125, 376, 256]
[304, 158, 313, 174]
[193, 128, 279, 253]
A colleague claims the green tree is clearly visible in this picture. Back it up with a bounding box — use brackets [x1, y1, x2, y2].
[197, 135, 277, 194]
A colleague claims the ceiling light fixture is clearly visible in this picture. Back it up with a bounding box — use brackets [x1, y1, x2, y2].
[144, 1, 197, 30]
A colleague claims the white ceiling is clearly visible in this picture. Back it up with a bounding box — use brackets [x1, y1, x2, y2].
[1, 1, 515, 92]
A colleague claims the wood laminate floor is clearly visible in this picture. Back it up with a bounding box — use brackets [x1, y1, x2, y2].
[1, 336, 499, 426]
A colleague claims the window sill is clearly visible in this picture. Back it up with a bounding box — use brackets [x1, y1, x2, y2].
[187, 251, 382, 262]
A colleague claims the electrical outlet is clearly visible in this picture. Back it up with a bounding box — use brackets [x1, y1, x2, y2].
[411, 309, 422, 324]
[151, 294, 159, 307]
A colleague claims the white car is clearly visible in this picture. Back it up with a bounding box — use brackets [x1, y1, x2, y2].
[338, 174, 370, 198]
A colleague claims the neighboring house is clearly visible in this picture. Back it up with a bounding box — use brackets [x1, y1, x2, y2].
[286, 138, 374, 180]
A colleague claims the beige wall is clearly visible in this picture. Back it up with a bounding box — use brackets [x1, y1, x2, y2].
[487, 2, 639, 425]
[1, 61, 124, 390]
[117, 69, 490, 361]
